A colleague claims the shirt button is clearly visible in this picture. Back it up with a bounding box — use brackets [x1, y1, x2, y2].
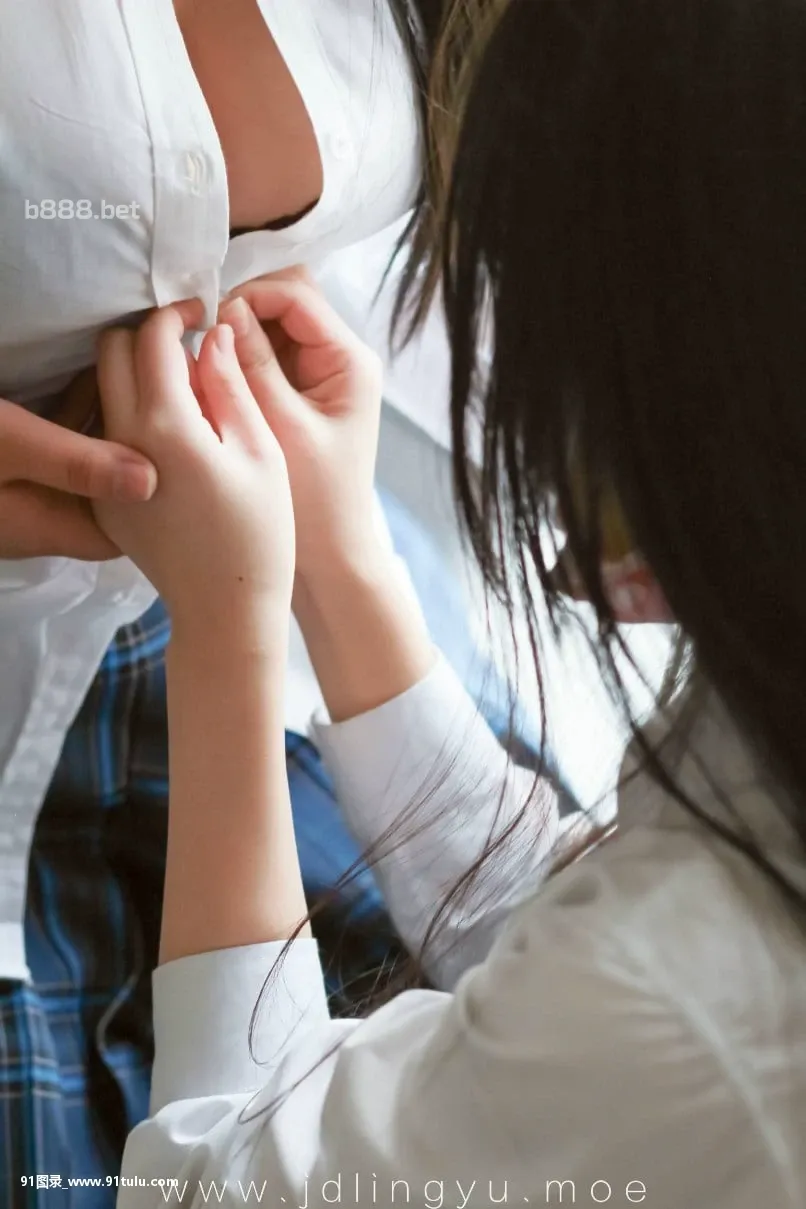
[329, 132, 352, 162]
[181, 151, 207, 193]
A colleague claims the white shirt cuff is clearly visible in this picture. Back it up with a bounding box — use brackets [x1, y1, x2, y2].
[310, 654, 487, 844]
[149, 939, 330, 1114]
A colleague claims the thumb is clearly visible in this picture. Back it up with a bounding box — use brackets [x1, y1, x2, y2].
[0, 400, 156, 502]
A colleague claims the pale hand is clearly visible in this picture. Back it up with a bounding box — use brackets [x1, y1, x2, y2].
[220, 272, 384, 593]
[0, 379, 157, 561]
[92, 301, 295, 637]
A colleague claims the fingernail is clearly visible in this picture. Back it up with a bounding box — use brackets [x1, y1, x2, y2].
[219, 296, 250, 332]
[213, 324, 234, 356]
[114, 458, 157, 502]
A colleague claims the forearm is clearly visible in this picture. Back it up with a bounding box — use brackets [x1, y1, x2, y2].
[313, 656, 559, 988]
[160, 621, 309, 965]
[293, 542, 437, 724]
[294, 547, 559, 986]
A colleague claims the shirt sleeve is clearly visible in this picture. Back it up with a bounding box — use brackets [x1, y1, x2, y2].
[148, 940, 330, 1114]
[311, 655, 559, 988]
[120, 856, 755, 1209]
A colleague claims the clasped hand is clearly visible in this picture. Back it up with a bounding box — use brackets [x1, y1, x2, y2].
[0, 373, 156, 561]
[1, 274, 670, 631]
[91, 273, 384, 639]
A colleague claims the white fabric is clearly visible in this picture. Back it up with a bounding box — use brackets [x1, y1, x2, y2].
[0, 0, 420, 980]
[119, 660, 806, 1208]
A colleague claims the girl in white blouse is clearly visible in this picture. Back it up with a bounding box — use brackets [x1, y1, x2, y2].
[93, 2, 806, 1205]
[0, 0, 424, 923]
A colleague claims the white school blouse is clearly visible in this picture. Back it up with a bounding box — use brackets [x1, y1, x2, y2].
[0, 0, 419, 979]
[119, 662, 806, 1208]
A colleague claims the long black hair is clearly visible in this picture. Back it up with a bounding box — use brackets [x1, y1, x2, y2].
[280, 0, 806, 1027]
[248, 3, 806, 1124]
[400, 0, 806, 897]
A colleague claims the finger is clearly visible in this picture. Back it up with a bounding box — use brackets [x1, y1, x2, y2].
[226, 277, 357, 353]
[185, 346, 221, 437]
[220, 276, 300, 367]
[97, 328, 140, 438]
[0, 482, 120, 561]
[129, 296, 207, 333]
[169, 296, 207, 331]
[217, 297, 295, 416]
[222, 265, 312, 300]
[184, 347, 202, 401]
[184, 344, 219, 433]
[195, 323, 271, 444]
[0, 398, 156, 503]
[134, 304, 206, 428]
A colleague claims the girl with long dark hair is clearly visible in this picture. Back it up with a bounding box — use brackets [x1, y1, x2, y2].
[94, 1, 806, 1204]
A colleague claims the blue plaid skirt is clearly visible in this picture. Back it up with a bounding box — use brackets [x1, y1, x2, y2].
[0, 493, 574, 1207]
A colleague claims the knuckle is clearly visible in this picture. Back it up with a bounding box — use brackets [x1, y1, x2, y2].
[283, 264, 312, 284]
[144, 409, 181, 445]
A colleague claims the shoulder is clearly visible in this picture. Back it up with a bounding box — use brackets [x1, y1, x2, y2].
[448, 828, 804, 1201]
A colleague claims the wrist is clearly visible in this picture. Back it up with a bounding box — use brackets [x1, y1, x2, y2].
[293, 542, 436, 724]
[168, 599, 291, 667]
[293, 540, 400, 632]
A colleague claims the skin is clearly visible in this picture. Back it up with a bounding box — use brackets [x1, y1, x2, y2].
[0, 392, 156, 561]
[173, 0, 323, 231]
[92, 276, 436, 962]
[93, 274, 612, 964]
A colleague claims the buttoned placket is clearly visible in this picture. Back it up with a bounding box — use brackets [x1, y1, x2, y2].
[0, 561, 156, 979]
[120, 0, 231, 326]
